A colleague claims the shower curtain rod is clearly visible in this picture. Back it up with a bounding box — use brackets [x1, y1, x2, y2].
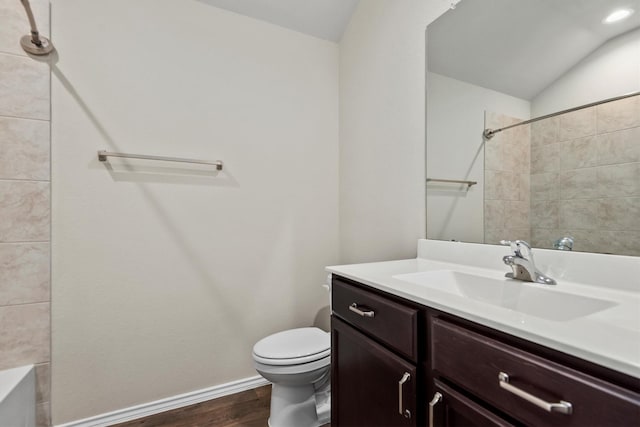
[483, 90, 640, 140]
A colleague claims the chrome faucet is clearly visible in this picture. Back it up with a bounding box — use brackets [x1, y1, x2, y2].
[553, 236, 574, 251]
[501, 240, 556, 285]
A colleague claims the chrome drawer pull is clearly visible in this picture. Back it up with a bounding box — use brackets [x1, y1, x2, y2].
[349, 303, 375, 318]
[428, 392, 442, 427]
[398, 372, 411, 419]
[498, 372, 573, 415]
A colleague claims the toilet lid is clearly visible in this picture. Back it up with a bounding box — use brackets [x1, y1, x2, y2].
[253, 327, 330, 362]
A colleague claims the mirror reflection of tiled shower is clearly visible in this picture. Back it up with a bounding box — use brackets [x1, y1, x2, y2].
[484, 112, 531, 245]
[484, 94, 640, 256]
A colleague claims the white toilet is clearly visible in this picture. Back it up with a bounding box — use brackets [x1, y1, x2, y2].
[253, 327, 331, 427]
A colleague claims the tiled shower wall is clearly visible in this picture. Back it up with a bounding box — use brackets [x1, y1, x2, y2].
[0, 0, 51, 425]
[530, 95, 640, 256]
[484, 112, 531, 244]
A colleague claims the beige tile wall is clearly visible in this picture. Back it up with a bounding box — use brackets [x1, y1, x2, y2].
[530, 95, 640, 256]
[0, 0, 51, 425]
[484, 112, 531, 244]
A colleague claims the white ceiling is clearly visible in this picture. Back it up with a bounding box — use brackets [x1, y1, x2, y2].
[198, 0, 360, 42]
[428, 0, 640, 100]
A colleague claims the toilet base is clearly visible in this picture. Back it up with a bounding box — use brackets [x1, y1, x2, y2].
[268, 383, 321, 427]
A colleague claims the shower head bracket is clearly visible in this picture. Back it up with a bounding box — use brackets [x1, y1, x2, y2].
[19, 0, 54, 56]
[20, 34, 54, 55]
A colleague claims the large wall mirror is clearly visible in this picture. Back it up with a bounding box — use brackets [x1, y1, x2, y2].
[426, 0, 640, 256]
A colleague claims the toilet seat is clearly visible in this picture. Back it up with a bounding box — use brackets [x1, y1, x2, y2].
[253, 327, 330, 366]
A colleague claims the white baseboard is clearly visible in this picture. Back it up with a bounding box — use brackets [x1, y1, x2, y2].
[55, 376, 270, 427]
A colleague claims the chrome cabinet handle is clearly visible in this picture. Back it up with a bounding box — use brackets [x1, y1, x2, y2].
[498, 372, 572, 415]
[398, 372, 411, 419]
[349, 303, 375, 318]
[428, 392, 442, 427]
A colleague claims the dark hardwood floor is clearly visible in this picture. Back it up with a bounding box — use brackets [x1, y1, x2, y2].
[111, 385, 330, 427]
[112, 386, 271, 427]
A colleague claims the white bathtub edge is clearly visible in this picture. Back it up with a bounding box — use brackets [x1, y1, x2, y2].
[0, 365, 34, 405]
[55, 375, 270, 427]
[0, 365, 36, 427]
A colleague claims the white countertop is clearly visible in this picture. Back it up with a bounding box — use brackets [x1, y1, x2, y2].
[327, 240, 640, 378]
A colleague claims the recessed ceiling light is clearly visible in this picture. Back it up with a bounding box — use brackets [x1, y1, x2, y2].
[603, 8, 634, 24]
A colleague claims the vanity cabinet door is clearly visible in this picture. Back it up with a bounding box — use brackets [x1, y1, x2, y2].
[332, 316, 417, 427]
[429, 380, 516, 427]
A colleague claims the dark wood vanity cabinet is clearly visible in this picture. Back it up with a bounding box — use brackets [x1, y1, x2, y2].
[331, 275, 640, 427]
[429, 316, 640, 427]
[331, 277, 421, 426]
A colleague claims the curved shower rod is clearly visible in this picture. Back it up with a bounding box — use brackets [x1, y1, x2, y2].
[18, 0, 54, 55]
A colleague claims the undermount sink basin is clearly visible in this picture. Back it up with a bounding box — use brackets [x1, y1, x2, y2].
[392, 270, 617, 321]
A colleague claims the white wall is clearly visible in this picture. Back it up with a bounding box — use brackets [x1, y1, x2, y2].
[426, 72, 530, 243]
[51, 0, 339, 423]
[338, 0, 450, 264]
[532, 28, 640, 117]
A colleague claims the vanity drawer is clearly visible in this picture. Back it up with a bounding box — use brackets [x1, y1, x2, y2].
[332, 278, 418, 362]
[431, 318, 640, 426]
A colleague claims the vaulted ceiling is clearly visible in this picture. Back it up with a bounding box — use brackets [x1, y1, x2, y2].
[198, 0, 360, 42]
[428, 0, 640, 100]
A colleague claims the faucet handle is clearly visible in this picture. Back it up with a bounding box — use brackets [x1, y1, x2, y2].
[500, 240, 533, 260]
[500, 239, 519, 254]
